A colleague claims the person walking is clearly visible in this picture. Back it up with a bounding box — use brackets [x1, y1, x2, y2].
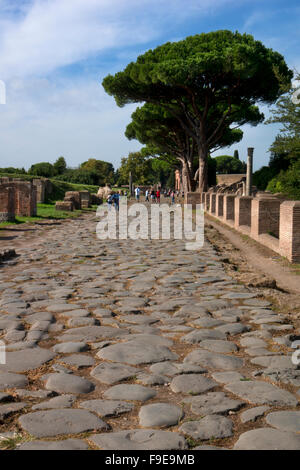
[111, 192, 120, 211]
[171, 190, 175, 205]
[145, 189, 149, 202]
[156, 188, 161, 204]
[107, 193, 113, 211]
[150, 189, 155, 203]
[135, 186, 140, 202]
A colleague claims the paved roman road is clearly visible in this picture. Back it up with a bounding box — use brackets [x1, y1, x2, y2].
[0, 209, 300, 450]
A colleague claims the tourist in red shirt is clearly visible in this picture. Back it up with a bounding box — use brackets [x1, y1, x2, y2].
[156, 189, 160, 203]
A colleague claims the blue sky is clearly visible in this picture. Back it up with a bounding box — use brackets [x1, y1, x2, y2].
[0, 0, 299, 172]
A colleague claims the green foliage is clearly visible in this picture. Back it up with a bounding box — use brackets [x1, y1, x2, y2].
[103, 30, 291, 189]
[81, 158, 114, 184]
[233, 150, 240, 159]
[0, 167, 26, 174]
[214, 155, 246, 174]
[267, 159, 300, 199]
[53, 156, 67, 175]
[117, 151, 152, 185]
[29, 162, 55, 177]
[253, 166, 277, 190]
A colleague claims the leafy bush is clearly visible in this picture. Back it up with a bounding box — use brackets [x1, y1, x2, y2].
[267, 160, 300, 199]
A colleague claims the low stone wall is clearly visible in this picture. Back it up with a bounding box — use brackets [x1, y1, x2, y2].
[216, 174, 246, 185]
[186, 191, 300, 263]
[0, 181, 37, 218]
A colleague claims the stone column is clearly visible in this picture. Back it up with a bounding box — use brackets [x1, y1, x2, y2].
[279, 201, 300, 263]
[0, 186, 15, 222]
[246, 147, 254, 196]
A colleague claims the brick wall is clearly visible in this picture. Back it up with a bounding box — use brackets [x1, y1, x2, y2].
[235, 196, 252, 228]
[251, 195, 280, 238]
[0, 181, 36, 217]
[0, 186, 15, 221]
[279, 201, 300, 263]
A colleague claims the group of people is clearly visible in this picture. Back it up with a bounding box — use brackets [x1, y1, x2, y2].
[106, 187, 184, 210]
[137, 187, 184, 205]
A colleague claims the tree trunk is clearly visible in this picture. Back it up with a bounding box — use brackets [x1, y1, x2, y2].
[198, 149, 208, 193]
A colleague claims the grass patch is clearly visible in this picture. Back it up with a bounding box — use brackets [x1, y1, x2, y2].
[0, 203, 98, 227]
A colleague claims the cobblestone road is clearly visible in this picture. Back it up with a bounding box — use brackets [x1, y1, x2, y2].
[0, 210, 300, 450]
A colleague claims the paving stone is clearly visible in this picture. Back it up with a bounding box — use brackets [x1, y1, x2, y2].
[225, 380, 298, 406]
[97, 340, 177, 365]
[250, 355, 296, 369]
[103, 384, 156, 402]
[0, 372, 28, 389]
[0, 347, 55, 373]
[19, 409, 109, 437]
[91, 362, 138, 385]
[184, 350, 244, 371]
[90, 429, 187, 450]
[32, 394, 76, 410]
[170, 374, 217, 394]
[0, 402, 27, 419]
[179, 415, 233, 440]
[215, 323, 250, 335]
[199, 339, 238, 353]
[53, 342, 89, 353]
[136, 373, 169, 386]
[60, 354, 95, 368]
[186, 392, 244, 416]
[240, 406, 270, 423]
[79, 399, 134, 417]
[211, 371, 244, 384]
[59, 325, 129, 342]
[0, 392, 13, 402]
[182, 329, 226, 344]
[139, 403, 183, 427]
[17, 439, 89, 450]
[266, 411, 300, 432]
[45, 373, 95, 394]
[234, 428, 300, 450]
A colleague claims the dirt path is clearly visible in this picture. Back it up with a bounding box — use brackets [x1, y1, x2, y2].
[205, 215, 300, 296]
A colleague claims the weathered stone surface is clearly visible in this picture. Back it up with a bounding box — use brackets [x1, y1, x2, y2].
[0, 347, 55, 372]
[0, 402, 27, 419]
[45, 373, 95, 394]
[225, 381, 298, 406]
[0, 372, 28, 389]
[240, 406, 270, 423]
[187, 392, 244, 416]
[234, 428, 300, 450]
[97, 340, 177, 365]
[79, 399, 134, 417]
[90, 429, 187, 450]
[18, 439, 89, 450]
[266, 411, 300, 432]
[53, 342, 88, 353]
[200, 339, 238, 353]
[103, 384, 156, 402]
[19, 409, 109, 437]
[91, 362, 138, 385]
[170, 374, 217, 394]
[184, 350, 244, 371]
[211, 371, 244, 384]
[32, 394, 76, 410]
[60, 354, 95, 368]
[139, 403, 183, 428]
[59, 326, 129, 343]
[179, 415, 233, 440]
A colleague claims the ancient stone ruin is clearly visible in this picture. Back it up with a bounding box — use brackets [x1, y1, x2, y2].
[0, 179, 37, 221]
[55, 190, 101, 211]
